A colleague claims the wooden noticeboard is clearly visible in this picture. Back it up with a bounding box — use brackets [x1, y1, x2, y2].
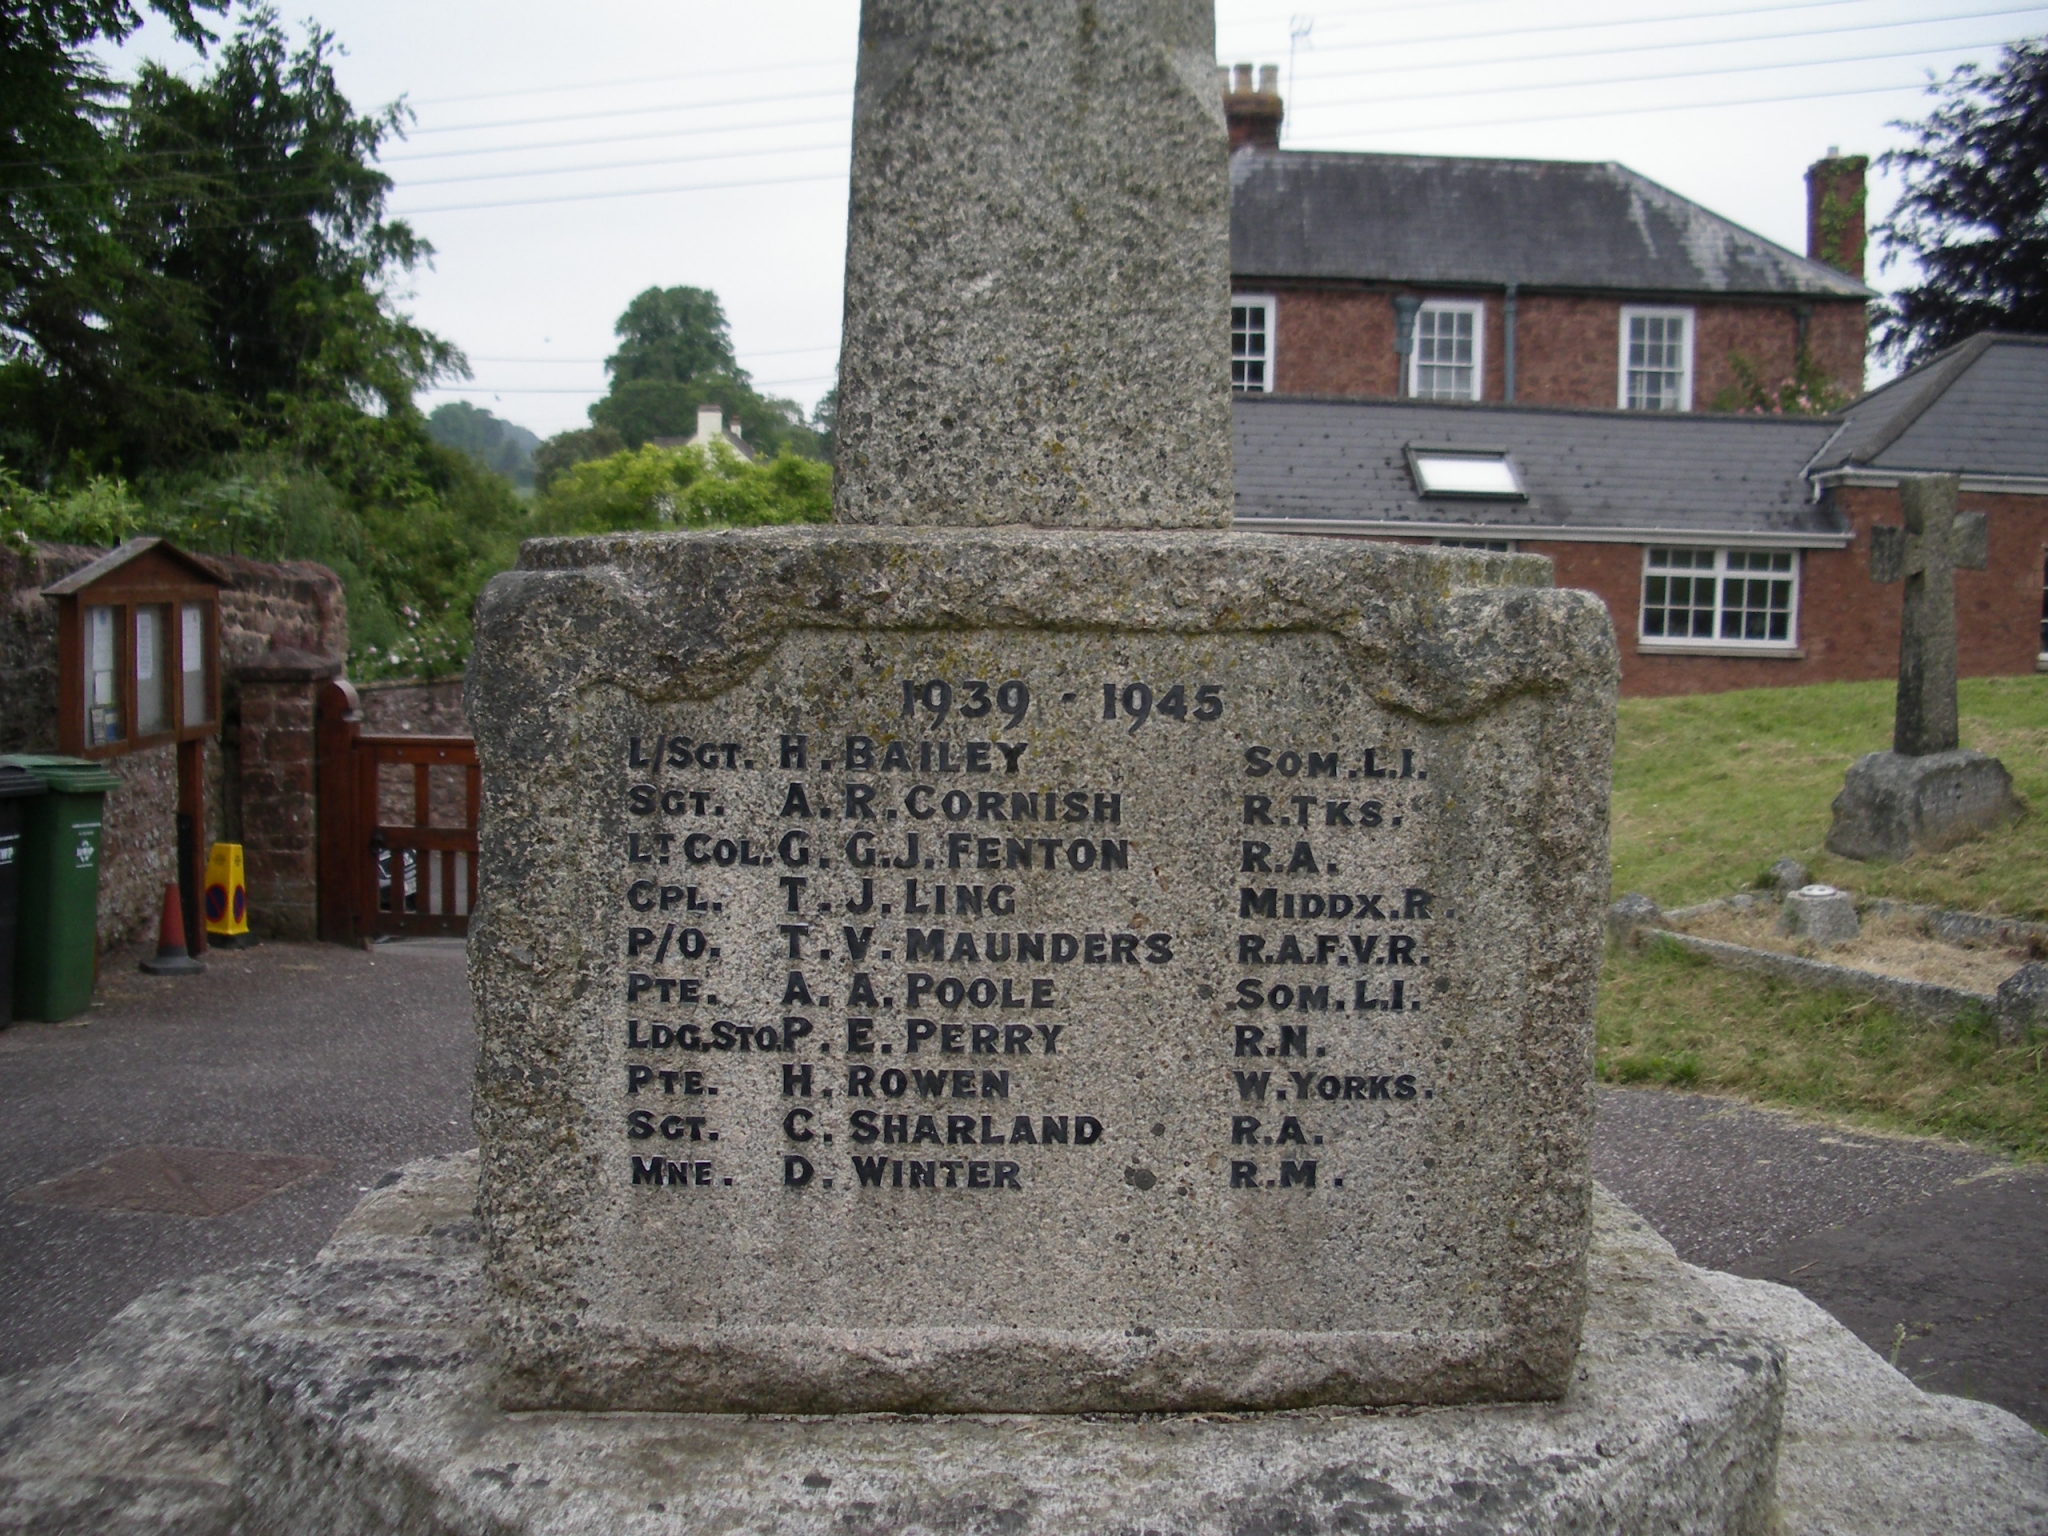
[43, 538, 225, 952]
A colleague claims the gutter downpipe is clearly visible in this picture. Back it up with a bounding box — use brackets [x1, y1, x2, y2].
[1392, 294, 1421, 399]
[1504, 284, 1519, 403]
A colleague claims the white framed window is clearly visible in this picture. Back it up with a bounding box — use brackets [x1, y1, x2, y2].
[1410, 300, 1484, 400]
[1232, 294, 1276, 394]
[1640, 548, 1798, 649]
[1620, 307, 1693, 411]
[1439, 538, 1515, 553]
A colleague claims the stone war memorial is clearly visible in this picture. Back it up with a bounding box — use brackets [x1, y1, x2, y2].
[12, 4, 2047, 1534]
[467, 0, 1618, 1420]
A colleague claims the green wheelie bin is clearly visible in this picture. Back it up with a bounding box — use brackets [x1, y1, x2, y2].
[0, 763, 48, 1027]
[1, 755, 122, 1023]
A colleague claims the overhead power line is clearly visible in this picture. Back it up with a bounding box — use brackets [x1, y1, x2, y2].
[11, 24, 2010, 204]
[409, 75, 1957, 217]
[1317, 74, 1935, 141]
[398, 0, 1998, 137]
[408, 53, 856, 110]
[1247, 0, 1987, 59]
[395, 168, 847, 219]
[0, 137, 851, 209]
[406, 84, 851, 139]
[383, 113, 850, 165]
[1307, 32, 2030, 113]
[1223, 0, 1869, 38]
[428, 371, 835, 396]
[1297, 2, 2048, 81]
[397, 138, 847, 192]
[469, 344, 837, 363]
[24, 24, 1995, 207]
[409, 0, 1879, 111]
[6, 1, 2015, 177]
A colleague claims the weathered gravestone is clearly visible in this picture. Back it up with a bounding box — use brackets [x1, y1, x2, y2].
[465, 0, 1618, 1417]
[1826, 474, 2021, 862]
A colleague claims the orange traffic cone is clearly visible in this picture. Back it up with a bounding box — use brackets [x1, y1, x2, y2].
[140, 883, 204, 976]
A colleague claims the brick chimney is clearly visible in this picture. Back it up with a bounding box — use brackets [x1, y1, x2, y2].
[1221, 62, 1283, 152]
[1805, 147, 1869, 280]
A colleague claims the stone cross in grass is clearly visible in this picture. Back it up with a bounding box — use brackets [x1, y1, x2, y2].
[1827, 472, 2017, 861]
[1868, 473, 1987, 756]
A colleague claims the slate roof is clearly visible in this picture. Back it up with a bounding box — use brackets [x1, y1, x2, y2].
[1807, 333, 2048, 479]
[1231, 150, 1873, 300]
[1233, 396, 1847, 542]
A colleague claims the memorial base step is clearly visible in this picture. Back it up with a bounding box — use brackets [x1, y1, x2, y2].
[3, 1153, 2041, 1536]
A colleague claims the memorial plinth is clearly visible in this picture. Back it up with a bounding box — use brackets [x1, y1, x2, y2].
[469, 529, 1616, 1413]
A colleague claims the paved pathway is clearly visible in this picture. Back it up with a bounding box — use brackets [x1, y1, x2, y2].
[1595, 1087, 2046, 1430]
[0, 938, 473, 1379]
[0, 942, 2039, 1430]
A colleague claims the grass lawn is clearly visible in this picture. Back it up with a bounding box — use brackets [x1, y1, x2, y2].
[1610, 674, 2048, 918]
[1601, 675, 2047, 1158]
[1598, 938, 2048, 1161]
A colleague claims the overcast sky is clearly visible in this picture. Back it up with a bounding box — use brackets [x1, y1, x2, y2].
[108, 0, 2046, 439]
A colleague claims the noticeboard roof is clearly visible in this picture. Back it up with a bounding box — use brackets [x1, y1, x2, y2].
[40, 537, 227, 598]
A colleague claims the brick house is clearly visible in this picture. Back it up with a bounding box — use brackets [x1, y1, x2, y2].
[1221, 67, 1873, 413]
[1234, 333, 2048, 697]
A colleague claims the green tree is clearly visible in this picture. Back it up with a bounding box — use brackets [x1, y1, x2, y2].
[1876, 38, 2048, 364]
[2, 7, 463, 476]
[809, 384, 837, 461]
[1, 9, 524, 677]
[1, 0, 227, 361]
[426, 401, 538, 486]
[586, 284, 827, 460]
[530, 441, 830, 536]
[532, 424, 624, 491]
[605, 284, 739, 384]
[589, 375, 823, 460]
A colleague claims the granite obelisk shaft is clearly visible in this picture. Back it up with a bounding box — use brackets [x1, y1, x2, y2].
[831, 0, 1233, 529]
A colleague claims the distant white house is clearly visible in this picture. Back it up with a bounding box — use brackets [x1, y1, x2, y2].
[653, 405, 755, 461]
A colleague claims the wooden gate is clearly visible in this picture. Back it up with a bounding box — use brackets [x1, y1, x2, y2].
[317, 679, 479, 944]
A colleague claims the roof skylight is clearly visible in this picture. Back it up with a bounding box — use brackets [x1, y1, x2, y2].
[1406, 446, 1527, 499]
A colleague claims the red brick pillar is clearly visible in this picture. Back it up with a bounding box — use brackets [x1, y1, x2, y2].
[234, 656, 341, 940]
[1805, 152, 1869, 280]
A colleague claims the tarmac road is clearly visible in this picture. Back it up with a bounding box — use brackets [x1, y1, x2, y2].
[1595, 1085, 2048, 1431]
[0, 939, 2040, 1431]
[0, 938, 474, 1381]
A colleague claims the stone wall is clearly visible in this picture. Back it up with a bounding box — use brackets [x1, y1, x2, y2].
[0, 542, 97, 755]
[234, 665, 336, 942]
[211, 553, 347, 672]
[356, 677, 467, 736]
[93, 742, 183, 952]
[1259, 285, 1868, 406]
